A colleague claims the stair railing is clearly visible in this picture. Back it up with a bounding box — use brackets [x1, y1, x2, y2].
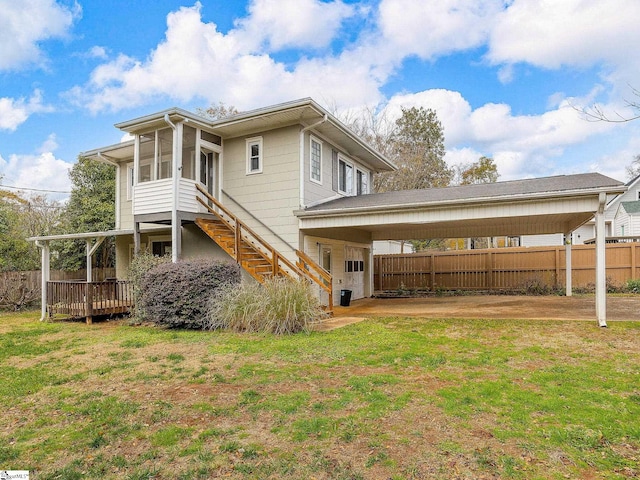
[195, 184, 333, 311]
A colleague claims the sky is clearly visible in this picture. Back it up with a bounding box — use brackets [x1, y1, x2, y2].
[2, 0, 640, 202]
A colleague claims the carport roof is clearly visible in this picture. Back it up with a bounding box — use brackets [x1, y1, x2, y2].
[300, 173, 624, 214]
[296, 173, 627, 241]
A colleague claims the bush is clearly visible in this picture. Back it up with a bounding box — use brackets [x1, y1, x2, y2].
[0, 272, 39, 311]
[128, 252, 171, 321]
[208, 276, 327, 334]
[625, 278, 640, 294]
[138, 258, 241, 329]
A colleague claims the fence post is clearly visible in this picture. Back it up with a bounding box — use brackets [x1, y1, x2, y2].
[486, 251, 493, 290]
[430, 253, 436, 291]
[85, 283, 93, 325]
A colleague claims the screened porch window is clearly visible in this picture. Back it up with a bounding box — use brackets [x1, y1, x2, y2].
[138, 127, 174, 182]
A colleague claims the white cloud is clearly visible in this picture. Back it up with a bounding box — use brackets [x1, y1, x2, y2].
[0, 90, 53, 131]
[237, 0, 355, 51]
[0, 144, 73, 201]
[377, 0, 500, 59]
[66, 3, 382, 113]
[487, 0, 640, 76]
[385, 88, 618, 179]
[0, 0, 81, 71]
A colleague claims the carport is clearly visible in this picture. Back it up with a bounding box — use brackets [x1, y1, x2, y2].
[296, 173, 626, 326]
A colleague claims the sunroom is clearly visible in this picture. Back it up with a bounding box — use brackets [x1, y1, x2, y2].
[88, 108, 225, 262]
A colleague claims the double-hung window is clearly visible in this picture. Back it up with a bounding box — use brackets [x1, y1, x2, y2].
[246, 137, 263, 174]
[310, 137, 322, 183]
[338, 158, 353, 195]
[356, 169, 368, 195]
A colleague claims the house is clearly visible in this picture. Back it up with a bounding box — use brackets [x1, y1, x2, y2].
[520, 173, 640, 246]
[614, 200, 640, 237]
[30, 98, 627, 326]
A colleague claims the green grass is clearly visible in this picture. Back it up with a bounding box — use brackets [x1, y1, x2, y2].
[0, 310, 639, 479]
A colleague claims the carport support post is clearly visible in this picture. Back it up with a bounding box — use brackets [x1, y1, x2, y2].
[36, 240, 50, 321]
[565, 233, 572, 297]
[595, 193, 607, 327]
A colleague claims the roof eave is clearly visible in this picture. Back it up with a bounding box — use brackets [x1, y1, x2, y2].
[295, 185, 627, 218]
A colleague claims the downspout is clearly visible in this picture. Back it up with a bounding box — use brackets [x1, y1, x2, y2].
[164, 114, 179, 263]
[299, 114, 328, 209]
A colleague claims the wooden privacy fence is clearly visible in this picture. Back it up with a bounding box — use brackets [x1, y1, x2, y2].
[374, 243, 640, 292]
[47, 280, 133, 323]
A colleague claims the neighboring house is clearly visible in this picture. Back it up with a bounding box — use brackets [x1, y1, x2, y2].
[520, 173, 640, 246]
[614, 200, 640, 237]
[372, 240, 414, 255]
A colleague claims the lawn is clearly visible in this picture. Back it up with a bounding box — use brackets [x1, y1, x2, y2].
[0, 310, 638, 479]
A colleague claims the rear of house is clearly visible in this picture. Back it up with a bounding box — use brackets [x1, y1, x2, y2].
[83, 98, 395, 307]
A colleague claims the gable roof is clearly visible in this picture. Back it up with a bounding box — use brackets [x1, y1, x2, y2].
[299, 173, 625, 216]
[620, 200, 640, 214]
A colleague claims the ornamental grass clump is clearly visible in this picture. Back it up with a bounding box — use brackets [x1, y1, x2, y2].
[208, 276, 327, 334]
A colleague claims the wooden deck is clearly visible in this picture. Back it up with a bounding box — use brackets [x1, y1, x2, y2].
[47, 280, 133, 323]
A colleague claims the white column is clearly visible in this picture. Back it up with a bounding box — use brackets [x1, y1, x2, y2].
[86, 240, 92, 282]
[38, 241, 50, 321]
[565, 233, 572, 297]
[595, 193, 607, 327]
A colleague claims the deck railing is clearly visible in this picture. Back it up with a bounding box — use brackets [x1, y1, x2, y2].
[47, 280, 133, 323]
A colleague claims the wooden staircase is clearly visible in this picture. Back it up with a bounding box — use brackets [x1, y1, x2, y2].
[195, 185, 333, 310]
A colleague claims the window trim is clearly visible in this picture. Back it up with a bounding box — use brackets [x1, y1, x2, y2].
[246, 136, 263, 175]
[309, 136, 322, 185]
[126, 163, 134, 201]
[337, 155, 354, 195]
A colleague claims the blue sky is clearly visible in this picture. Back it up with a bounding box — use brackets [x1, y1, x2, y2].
[2, 0, 640, 201]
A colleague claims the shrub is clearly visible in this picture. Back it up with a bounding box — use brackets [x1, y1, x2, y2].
[138, 258, 241, 329]
[208, 276, 327, 334]
[0, 272, 40, 311]
[127, 252, 171, 321]
[625, 278, 640, 294]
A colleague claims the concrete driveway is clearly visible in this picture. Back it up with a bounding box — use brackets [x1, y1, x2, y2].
[317, 294, 640, 330]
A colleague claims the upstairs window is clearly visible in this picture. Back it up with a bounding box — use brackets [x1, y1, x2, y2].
[338, 158, 353, 195]
[310, 137, 322, 183]
[138, 128, 173, 182]
[356, 169, 368, 195]
[246, 137, 263, 174]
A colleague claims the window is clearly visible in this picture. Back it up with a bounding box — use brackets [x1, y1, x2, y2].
[310, 137, 322, 183]
[126, 164, 134, 200]
[181, 125, 196, 180]
[320, 245, 331, 273]
[137, 128, 174, 181]
[149, 236, 172, 257]
[356, 169, 368, 195]
[246, 137, 263, 174]
[338, 158, 353, 195]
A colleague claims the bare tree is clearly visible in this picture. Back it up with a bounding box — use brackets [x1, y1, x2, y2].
[579, 85, 640, 123]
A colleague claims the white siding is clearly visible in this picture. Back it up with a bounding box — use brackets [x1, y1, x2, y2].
[134, 179, 173, 215]
[615, 207, 628, 235]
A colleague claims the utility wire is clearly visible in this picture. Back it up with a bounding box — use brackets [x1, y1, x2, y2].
[0, 184, 71, 194]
